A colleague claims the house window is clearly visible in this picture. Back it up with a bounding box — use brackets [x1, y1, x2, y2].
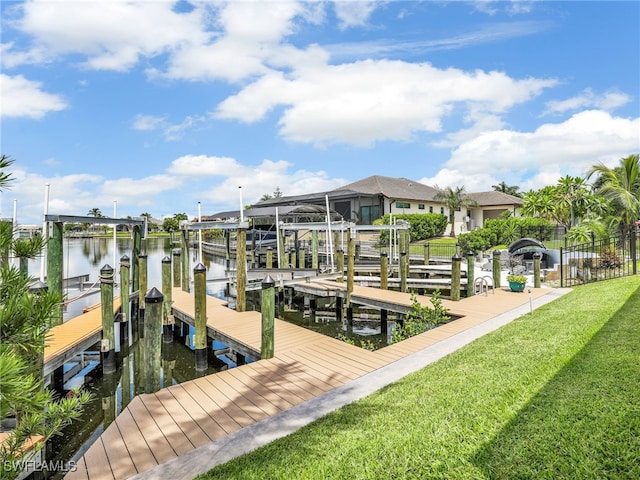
[429, 206, 433, 213]
[418, 204, 425, 210]
[396, 201, 410, 209]
[440, 207, 444, 214]
[359, 205, 381, 224]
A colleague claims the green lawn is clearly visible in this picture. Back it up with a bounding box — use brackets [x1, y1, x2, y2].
[199, 276, 640, 480]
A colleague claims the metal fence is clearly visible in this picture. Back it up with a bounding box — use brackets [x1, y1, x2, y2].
[560, 226, 639, 287]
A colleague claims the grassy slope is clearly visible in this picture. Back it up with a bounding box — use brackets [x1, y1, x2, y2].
[199, 277, 640, 480]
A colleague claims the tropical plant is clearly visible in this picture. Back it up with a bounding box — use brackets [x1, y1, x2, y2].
[521, 177, 602, 230]
[506, 274, 527, 284]
[433, 186, 478, 238]
[587, 153, 640, 231]
[87, 208, 103, 218]
[492, 181, 522, 197]
[391, 291, 449, 343]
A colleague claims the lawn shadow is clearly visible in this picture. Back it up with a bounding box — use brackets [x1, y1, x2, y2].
[472, 283, 640, 479]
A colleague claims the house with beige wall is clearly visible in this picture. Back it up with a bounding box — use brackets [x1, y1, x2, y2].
[250, 175, 523, 235]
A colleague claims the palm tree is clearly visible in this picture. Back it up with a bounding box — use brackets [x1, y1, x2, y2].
[433, 186, 478, 238]
[587, 154, 640, 228]
[491, 181, 521, 197]
[87, 207, 103, 218]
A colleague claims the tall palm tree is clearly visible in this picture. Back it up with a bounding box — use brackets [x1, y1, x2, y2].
[587, 153, 640, 228]
[87, 207, 103, 218]
[491, 181, 521, 197]
[433, 186, 478, 238]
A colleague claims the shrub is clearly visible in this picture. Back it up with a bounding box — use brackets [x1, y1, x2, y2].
[506, 274, 527, 284]
[391, 291, 450, 343]
[375, 213, 447, 243]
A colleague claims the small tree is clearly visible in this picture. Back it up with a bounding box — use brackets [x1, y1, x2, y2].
[0, 156, 90, 478]
[433, 186, 479, 238]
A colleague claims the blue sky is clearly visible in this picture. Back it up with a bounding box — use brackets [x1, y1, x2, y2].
[1, 0, 639, 225]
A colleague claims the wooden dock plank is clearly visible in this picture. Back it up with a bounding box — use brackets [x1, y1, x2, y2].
[239, 360, 315, 403]
[161, 385, 227, 442]
[111, 407, 158, 474]
[155, 388, 215, 448]
[188, 375, 259, 427]
[178, 380, 244, 434]
[127, 397, 177, 463]
[83, 439, 113, 480]
[202, 372, 272, 422]
[139, 393, 197, 455]
[99, 422, 136, 480]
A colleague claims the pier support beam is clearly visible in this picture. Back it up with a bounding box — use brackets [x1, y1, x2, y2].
[143, 287, 163, 393]
[492, 250, 502, 289]
[261, 275, 275, 359]
[423, 242, 430, 265]
[466, 251, 475, 298]
[380, 309, 388, 336]
[194, 263, 208, 371]
[100, 264, 116, 374]
[380, 252, 389, 290]
[451, 254, 461, 301]
[46, 221, 64, 325]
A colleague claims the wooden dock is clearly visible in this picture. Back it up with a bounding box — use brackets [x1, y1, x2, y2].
[64, 283, 554, 480]
[43, 299, 121, 377]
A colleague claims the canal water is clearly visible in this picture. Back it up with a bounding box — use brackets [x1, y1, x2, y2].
[25, 236, 401, 478]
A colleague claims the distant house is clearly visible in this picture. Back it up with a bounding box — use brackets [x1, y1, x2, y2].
[220, 175, 523, 236]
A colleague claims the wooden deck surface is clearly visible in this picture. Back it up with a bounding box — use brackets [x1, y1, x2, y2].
[65, 284, 555, 480]
[43, 299, 121, 377]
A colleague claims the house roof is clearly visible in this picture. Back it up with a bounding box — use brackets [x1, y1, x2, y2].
[334, 175, 440, 201]
[466, 191, 523, 207]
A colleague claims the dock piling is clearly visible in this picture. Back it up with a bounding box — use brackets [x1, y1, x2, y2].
[380, 252, 388, 290]
[46, 221, 64, 325]
[194, 263, 208, 371]
[172, 248, 181, 288]
[266, 247, 273, 269]
[120, 255, 130, 344]
[236, 227, 247, 312]
[451, 254, 461, 301]
[492, 250, 502, 289]
[336, 249, 344, 282]
[466, 251, 475, 297]
[100, 264, 116, 374]
[143, 287, 163, 393]
[162, 256, 174, 343]
[533, 252, 541, 288]
[400, 251, 407, 293]
[261, 275, 275, 359]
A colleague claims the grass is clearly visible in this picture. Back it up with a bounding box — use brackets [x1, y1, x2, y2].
[198, 276, 640, 480]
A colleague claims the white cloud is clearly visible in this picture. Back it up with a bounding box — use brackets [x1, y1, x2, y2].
[132, 114, 168, 131]
[544, 89, 631, 115]
[10, 0, 208, 71]
[333, 1, 379, 29]
[167, 154, 245, 177]
[0, 74, 67, 118]
[425, 110, 640, 192]
[217, 59, 557, 147]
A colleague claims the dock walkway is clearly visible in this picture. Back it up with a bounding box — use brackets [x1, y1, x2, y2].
[65, 284, 555, 480]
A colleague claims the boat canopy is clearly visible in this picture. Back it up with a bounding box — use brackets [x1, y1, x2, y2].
[508, 237, 546, 254]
